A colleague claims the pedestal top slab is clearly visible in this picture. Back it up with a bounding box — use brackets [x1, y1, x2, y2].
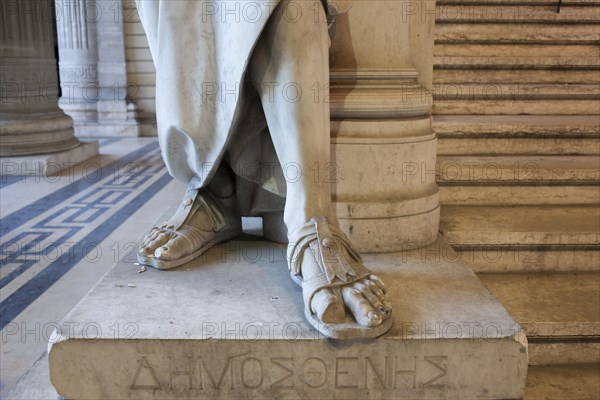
[49, 236, 528, 399]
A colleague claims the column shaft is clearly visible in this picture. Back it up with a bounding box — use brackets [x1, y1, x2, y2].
[0, 0, 81, 157]
[328, 0, 439, 251]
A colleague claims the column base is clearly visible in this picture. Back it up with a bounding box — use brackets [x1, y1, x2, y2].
[336, 193, 440, 252]
[331, 118, 440, 252]
[0, 141, 99, 176]
[60, 100, 142, 138]
[73, 123, 140, 138]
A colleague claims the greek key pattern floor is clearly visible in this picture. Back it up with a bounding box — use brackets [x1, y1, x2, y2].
[0, 138, 184, 395]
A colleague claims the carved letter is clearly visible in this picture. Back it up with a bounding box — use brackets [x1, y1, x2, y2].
[198, 357, 233, 390]
[271, 358, 294, 389]
[240, 357, 263, 389]
[423, 356, 447, 388]
[131, 356, 161, 390]
[335, 357, 359, 388]
[365, 356, 387, 389]
[301, 357, 327, 389]
[393, 356, 416, 389]
[169, 355, 195, 390]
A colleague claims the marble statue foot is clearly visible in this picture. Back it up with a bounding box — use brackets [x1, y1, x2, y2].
[138, 189, 241, 270]
[288, 217, 393, 339]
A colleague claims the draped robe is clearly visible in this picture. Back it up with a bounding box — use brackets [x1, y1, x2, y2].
[136, 0, 342, 209]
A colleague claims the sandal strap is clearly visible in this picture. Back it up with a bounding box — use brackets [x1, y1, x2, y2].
[167, 189, 227, 231]
[288, 216, 362, 279]
[176, 224, 211, 252]
[288, 216, 369, 315]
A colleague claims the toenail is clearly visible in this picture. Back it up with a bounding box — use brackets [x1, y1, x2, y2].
[367, 311, 382, 322]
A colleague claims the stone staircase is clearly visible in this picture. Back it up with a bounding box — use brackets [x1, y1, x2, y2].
[433, 0, 600, 378]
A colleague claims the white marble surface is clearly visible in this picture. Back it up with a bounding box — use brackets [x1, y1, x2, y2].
[0, 141, 99, 176]
[48, 237, 528, 399]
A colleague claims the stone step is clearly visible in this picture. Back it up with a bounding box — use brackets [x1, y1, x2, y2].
[434, 115, 600, 137]
[124, 21, 146, 37]
[433, 98, 599, 115]
[434, 69, 599, 84]
[438, 137, 600, 156]
[436, 23, 599, 44]
[436, 155, 600, 206]
[434, 43, 600, 58]
[437, 155, 600, 184]
[433, 83, 600, 100]
[525, 364, 600, 399]
[127, 72, 156, 86]
[435, 115, 600, 155]
[125, 47, 153, 62]
[124, 34, 150, 48]
[478, 272, 600, 365]
[440, 205, 600, 246]
[440, 184, 600, 206]
[439, 205, 600, 272]
[434, 56, 600, 69]
[436, 5, 600, 23]
[126, 59, 155, 74]
[437, 0, 600, 5]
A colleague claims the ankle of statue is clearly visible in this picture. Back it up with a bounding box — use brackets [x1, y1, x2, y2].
[286, 216, 344, 275]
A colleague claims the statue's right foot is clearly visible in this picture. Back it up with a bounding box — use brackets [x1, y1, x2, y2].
[138, 189, 242, 270]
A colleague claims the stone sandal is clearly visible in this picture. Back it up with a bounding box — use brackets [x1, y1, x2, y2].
[137, 189, 241, 270]
[288, 216, 393, 339]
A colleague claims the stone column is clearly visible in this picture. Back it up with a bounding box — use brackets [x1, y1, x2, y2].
[54, 0, 100, 127]
[0, 0, 98, 175]
[54, 0, 140, 136]
[329, 0, 439, 251]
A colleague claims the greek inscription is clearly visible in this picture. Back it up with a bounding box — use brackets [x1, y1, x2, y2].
[365, 356, 387, 389]
[301, 357, 327, 388]
[423, 356, 448, 388]
[394, 356, 417, 389]
[240, 357, 263, 389]
[168, 355, 194, 391]
[198, 356, 233, 390]
[335, 357, 359, 389]
[130, 356, 161, 390]
[270, 358, 294, 389]
[128, 353, 449, 393]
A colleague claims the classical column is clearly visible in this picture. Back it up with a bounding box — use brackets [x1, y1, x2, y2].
[329, 0, 439, 251]
[0, 0, 98, 174]
[54, 0, 140, 136]
[54, 0, 100, 127]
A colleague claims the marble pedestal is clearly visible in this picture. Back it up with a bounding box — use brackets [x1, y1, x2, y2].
[48, 237, 527, 399]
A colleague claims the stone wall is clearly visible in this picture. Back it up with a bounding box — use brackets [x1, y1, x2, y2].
[123, 0, 156, 135]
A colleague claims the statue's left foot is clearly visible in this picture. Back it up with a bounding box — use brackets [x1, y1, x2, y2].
[289, 217, 393, 339]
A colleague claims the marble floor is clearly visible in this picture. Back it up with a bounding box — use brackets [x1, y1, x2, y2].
[0, 138, 186, 396]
